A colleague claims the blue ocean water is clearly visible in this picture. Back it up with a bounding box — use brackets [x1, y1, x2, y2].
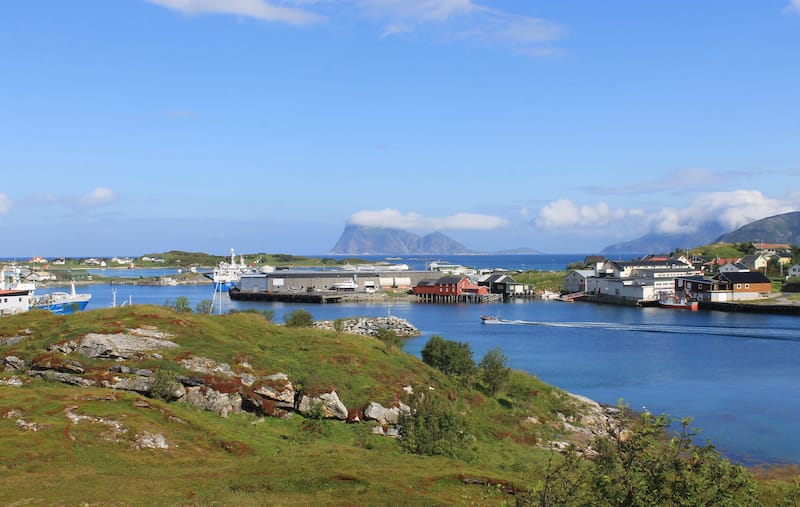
[29, 253, 800, 465]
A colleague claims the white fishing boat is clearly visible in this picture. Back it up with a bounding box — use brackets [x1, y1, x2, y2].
[30, 283, 92, 315]
[209, 248, 250, 291]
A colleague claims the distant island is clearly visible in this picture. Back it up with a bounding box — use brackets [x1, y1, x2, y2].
[329, 224, 541, 255]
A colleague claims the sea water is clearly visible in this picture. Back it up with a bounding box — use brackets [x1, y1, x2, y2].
[32, 254, 800, 466]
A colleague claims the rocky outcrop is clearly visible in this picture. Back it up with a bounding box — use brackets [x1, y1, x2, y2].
[184, 386, 242, 417]
[298, 390, 348, 420]
[76, 330, 179, 360]
[363, 401, 410, 425]
[180, 356, 234, 377]
[3, 355, 26, 372]
[313, 316, 421, 337]
[543, 393, 627, 456]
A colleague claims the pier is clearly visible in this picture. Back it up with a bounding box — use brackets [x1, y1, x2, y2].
[229, 288, 343, 304]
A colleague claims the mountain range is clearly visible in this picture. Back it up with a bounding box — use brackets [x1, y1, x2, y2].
[332, 212, 800, 255]
[330, 225, 477, 255]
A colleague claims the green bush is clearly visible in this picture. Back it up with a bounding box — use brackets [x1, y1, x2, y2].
[284, 309, 314, 328]
[478, 347, 511, 396]
[165, 296, 192, 313]
[374, 328, 403, 349]
[150, 368, 182, 401]
[398, 392, 473, 460]
[516, 412, 759, 506]
[421, 335, 475, 387]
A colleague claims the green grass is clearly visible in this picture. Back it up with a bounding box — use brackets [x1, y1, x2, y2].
[1, 306, 796, 505]
[0, 306, 577, 505]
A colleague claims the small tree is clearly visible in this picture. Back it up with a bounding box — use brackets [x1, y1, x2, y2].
[151, 368, 182, 401]
[284, 309, 314, 328]
[421, 335, 475, 387]
[172, 296, 192, 313]
[478, 347, 511, 396]
[398, 392, 472, 460]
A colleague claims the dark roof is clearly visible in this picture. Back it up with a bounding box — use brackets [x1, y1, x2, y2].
[438, 276, 466, 285]
[715, 272, 771, 283]
[678, 275, 713, 284]
[483, 274, 515, 284]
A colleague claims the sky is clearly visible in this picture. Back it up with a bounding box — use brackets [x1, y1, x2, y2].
[1, 0, 799, 257]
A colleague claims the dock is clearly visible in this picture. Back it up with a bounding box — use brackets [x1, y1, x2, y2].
[229, 288, 343, 304]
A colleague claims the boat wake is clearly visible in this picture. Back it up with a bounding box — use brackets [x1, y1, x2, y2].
[496, 320, 799, 342]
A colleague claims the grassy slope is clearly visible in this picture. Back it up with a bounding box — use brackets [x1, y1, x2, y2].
[0, 306, 581, 505]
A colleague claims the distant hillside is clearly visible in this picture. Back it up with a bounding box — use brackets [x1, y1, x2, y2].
[715, 211, 800, 245]
[330, 225, 476, 254]
[601, 223, 726, 255]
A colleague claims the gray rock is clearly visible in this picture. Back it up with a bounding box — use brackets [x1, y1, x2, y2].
[106, 376, 154, 394]
[3, 355, 25, 372]
[298, 390, 348, 420]
[135, 431, 169, 450]
[77, 331, 178, 360]
[180, 356, 234, 377]
[254, 381, 295, 404]
[183, 386, 242, 416]
[47, 340, 77, 355]
[60, 360, 85, 375]
[364, 401, 410, 425]
[31, 370, 95, 387]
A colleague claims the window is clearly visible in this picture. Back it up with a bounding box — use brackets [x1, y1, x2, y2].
[736, 283, 741, 289]
[745, 284, 750, 289]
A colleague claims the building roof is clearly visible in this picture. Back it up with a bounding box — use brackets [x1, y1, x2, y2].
[715, 272, 771, 284]
[481, 274, 515, 284]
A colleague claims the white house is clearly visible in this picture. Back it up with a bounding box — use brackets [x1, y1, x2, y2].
[787, 264, 800, 279]
[0, 289, 32, 316]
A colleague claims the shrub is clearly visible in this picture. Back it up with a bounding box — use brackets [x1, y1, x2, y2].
[478, 347, 511, 396]
[374, 328, 403, 349]
[515, 412, 759, 506]
[284, 309, 314, 328]
[421, 335, 475, 387]
[398, 392, 473, 460]
[165, 296, 192, 313]
[151, 368, 182, 401]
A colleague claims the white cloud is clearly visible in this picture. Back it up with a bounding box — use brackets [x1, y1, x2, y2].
[0, 193, 11, 214]
[649, 190, 796, 234]
[80, 187, 118, 207]
[786, 0, 800, 13]
[145, 0, 322, 26]
[359, 0, 478, 23]
[362, 0, 565, 53]
[534, 199, 641, 229]
[145, 0, 565, 55]
[349, 208, 509, 231]
[534, 190, 798, 236]
[23, 187, 118, 210]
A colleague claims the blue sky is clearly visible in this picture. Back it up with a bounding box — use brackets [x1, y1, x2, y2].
[1, 0, 799, 256]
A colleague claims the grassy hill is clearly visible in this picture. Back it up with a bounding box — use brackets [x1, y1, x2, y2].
[1, 307, 796, 505]
[0, 306, 585, 505]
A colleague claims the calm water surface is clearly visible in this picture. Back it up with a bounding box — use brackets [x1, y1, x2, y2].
[37, 281, 800, 466]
